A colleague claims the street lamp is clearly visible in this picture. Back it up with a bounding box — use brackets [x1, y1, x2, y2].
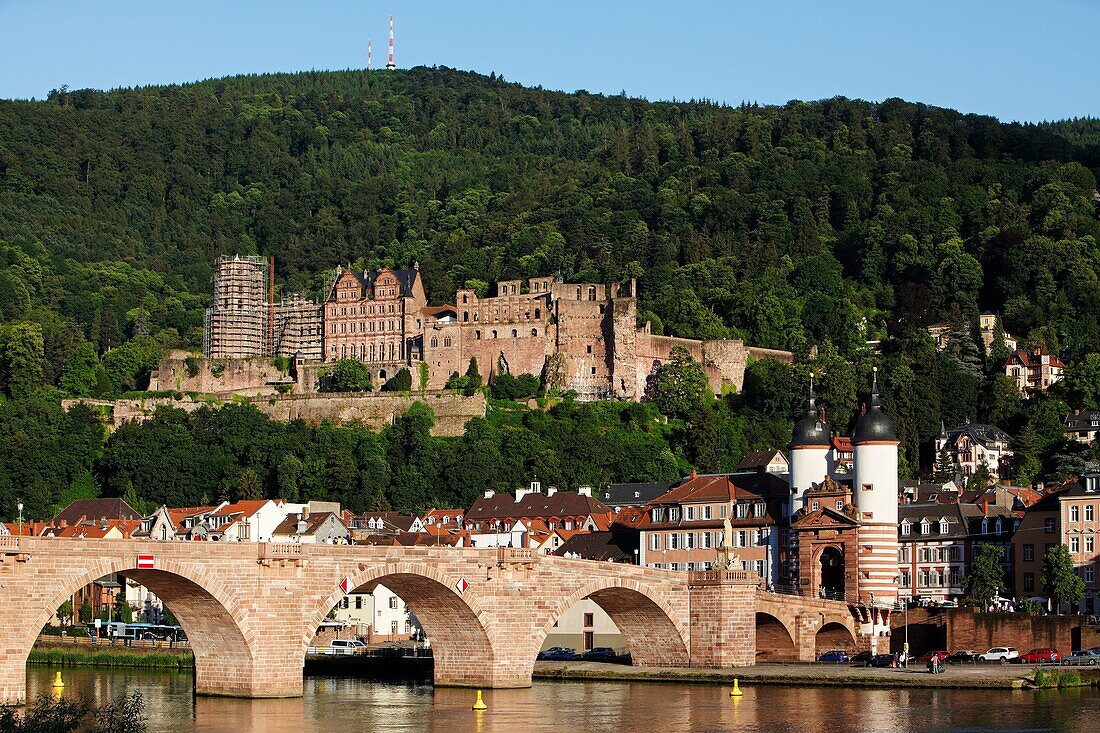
[16, 498, 23, 536]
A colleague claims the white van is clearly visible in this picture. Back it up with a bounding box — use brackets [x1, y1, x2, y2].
[328, 639, 367, 655]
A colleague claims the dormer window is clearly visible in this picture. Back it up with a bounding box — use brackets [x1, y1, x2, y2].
[900, 520, 911, 536]
[920, 519, 931, 534]
[938, 518, 949, 534]
[994, 518, 1003, 534]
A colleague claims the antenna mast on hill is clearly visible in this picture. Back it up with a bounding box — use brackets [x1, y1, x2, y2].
[368, 39, 373, 71]
[386, 14, 396, 70]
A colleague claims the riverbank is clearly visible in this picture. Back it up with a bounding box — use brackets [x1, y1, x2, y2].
[30, 641, 193, 669]
[532, 660, 1100, 690]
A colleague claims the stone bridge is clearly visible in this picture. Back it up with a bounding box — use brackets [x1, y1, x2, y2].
[0, 537, 869, 704]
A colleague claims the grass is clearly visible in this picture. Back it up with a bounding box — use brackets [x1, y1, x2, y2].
[29, 647, 193, 670]
[1031, 668, 1085, 688]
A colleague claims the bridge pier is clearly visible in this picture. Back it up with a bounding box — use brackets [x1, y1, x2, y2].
[688, 570, 756, 667]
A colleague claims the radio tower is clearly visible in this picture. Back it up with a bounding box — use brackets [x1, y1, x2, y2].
[368, 39, 373, 71]
[386, 14, 395, 70]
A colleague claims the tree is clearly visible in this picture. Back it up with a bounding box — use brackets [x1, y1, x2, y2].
[162, 605, 178, 627]
[57, 600, 74, 626]
[382, 368, 413, 392]
[965, 543, 1005, 610]
[645, 346, 712, 420]
[59, 342, 102, 397]
[79, 600, 92, 623]
[0, 322, 44, 398]
[1063, 353, 1100, 410]
[932, 444, 955, 484]
[1041, 543, 1084, 612]
[327, 359, 373, 392]
[277, 454, 302, 502]
[465, 358, 482, 389]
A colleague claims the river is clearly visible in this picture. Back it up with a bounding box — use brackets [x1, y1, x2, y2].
[23, 667, 1100, 732]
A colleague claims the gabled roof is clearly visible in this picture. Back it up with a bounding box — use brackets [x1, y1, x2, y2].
[554, 530, 638, 563]
[213, 500, 273, 518]
[52, 498, 140, 526]
[1007, 349, 1065, 370]
[941, 422, 1011, 448]
[353, 512, 421, 532]
[650, 472, 789, 505]
[1064, 410, 1100, 431]
[271, 512, 344, 537]
[327, 267, 421, 301]
[465, 491, 611, 522]
[791, 505, 859, 530]
[602, 482, 676, 507]
[737, 450, 788, 471]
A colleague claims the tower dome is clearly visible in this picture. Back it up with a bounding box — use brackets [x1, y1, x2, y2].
[790, 377, 830, 448]
[852, 369, 896, 444]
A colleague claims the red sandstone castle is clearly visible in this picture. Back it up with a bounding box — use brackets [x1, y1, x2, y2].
[205, 256, 790, 400]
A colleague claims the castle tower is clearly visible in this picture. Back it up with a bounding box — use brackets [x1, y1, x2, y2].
[851, 368, 900, 603]
[789, 375, 831, 515]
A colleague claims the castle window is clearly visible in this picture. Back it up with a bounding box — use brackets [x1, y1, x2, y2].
[861, 483, 872, 492]
[511, 329, 518, 338]
[462, 294, 468, 304]
[491, 330, 497, 339]
[475, 330, 481, 340]
[443, 336, 452, 347]
[588, 287, 596, 301]
[430, 337, 438, 348]
[587, 345, 592, 354]
[534, 308, 541, 319]
[531, 328, 538, 337]
[463, 312, 469, 322]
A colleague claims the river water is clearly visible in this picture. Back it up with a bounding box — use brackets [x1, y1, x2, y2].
[24, 667, 1100, 732]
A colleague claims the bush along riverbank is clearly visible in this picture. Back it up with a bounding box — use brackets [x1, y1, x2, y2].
[29, 645, 194, 670]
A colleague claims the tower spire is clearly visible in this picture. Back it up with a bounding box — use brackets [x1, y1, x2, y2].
[386, 15, 396, 70]
[870, 367, 881, 407]
[808, 372, 816, 412]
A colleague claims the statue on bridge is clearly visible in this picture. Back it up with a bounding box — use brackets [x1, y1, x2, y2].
[711, 517, 740, 571]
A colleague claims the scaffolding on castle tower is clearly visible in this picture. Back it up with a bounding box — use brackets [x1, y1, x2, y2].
[203, 255, 270, 359]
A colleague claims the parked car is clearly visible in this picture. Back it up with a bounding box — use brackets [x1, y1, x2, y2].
[818, 650, 849, 663]
[918, 650, 949, 664]
[1063, 648, 1100, 666]
[849, 651, 875, 666]
[580, 647, 618, 661]
[327, 639, 367, 655]
[869, 654, 897, 668]
[946, 650, 979, 663]
[1020, 648, 1060, 664]
[537, 647, 576, 661]
[979, 647, 1019, 662]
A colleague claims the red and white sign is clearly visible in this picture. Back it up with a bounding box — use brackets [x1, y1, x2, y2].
[136, 554, 155, 570]
[455, 577, 469, 594]
[339, 577, 351, 594]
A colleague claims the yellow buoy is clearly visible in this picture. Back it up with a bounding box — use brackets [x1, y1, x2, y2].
[472, 689, 488, 710]
[729, 678, 743, 697]
[52, 671, 65, 688]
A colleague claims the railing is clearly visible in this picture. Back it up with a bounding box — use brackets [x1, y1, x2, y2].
[38, 635, 191, 650]
[688, 569, 753, 585]
[262, 542, 303, 556]
[0, 536, 18, 550]
[496, 547, 537, 563]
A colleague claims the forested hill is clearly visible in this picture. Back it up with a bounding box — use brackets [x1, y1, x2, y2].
[2, 66, 1100, 514]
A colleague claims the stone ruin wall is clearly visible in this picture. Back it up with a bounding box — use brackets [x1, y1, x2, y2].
[252, 392, 486, 437]
[63, 392, 485, 438]
[149, 350, 290, 397]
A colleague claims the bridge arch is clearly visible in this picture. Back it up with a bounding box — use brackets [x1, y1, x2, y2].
[537, 577, 690, 667]
[754, 612, 797, 661]
[815, 621, 856, 656]
[308, 562, 501, 687]
[23, 558, 260, 699]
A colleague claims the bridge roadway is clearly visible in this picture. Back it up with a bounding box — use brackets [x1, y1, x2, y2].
[0, 537, 861, 704]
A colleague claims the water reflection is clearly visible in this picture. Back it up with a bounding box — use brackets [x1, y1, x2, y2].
[23, 668, 1100, 733]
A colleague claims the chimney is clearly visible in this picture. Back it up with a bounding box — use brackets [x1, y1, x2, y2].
[690, 470, 697, 481]
[484, 489, 495, 499]
[578, 486, 592, 498]
[515, 487, 528, 503]
[297, 513, 308, 535]
[546, 487, 557, 497]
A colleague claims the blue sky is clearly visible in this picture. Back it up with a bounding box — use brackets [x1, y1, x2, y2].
[1, 0, 1097, 122]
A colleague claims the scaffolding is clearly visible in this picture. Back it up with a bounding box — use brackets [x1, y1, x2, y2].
[203, 255, 269, 358]
[273, 295, 323, 359]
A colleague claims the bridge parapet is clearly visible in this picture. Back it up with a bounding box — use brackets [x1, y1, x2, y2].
[258, 542, 304, 567]
[688, 569, 753, 586]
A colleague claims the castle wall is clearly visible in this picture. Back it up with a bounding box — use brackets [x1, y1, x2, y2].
[149, 351, 291, 397]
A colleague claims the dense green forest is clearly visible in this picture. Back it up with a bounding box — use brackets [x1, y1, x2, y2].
[2, 66, 1100, 519]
